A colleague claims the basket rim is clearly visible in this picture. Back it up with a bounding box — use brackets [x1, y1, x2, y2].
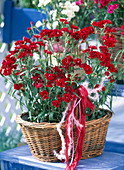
[16, 109, 113, 129]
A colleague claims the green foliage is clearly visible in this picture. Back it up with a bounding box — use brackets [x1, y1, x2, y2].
[71, 0, 96, 28]
[13, 0, 37, 8]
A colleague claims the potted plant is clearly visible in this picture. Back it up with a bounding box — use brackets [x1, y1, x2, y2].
[0, 17, 123, 169]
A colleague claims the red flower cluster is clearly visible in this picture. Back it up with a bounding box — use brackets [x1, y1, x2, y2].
[60, 18, 69, 24]
[81, 42, 118, 83]
[99, 45, 117, 82]
[68, 27, 91, 41]
[61, 55, 74, 70]
[89, 51, 99, 59]
[65, 85, 74, 94]
[102, 34, 117, 47]
[84, 47, 106, 62]
[61, 55, 93, 75]
[100, 0, 112, 7]
[74, 58, 82, 65]
[92, 19, 112, 28]
[104, 71, 110, 76]
[70, 25, 79, 30]
[99, 46, 109, 53]
[44, 50, 53, 55]
[107, 64, 118, 73]
[104, 26, 116, 34]
[0, 55, 17, 76]
[120, 24, 124, 35]
[40, 29, 63, 39]
[108, 76, 115, 83]
[43, 67, 76, 107]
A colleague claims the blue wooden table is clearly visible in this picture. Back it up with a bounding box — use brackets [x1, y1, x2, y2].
[0, 141, 124, 170]
[112, 83, 124, 97]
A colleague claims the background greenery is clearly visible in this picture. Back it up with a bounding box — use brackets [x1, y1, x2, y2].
[0, 128, 22, 152]
[13, 0, 37, 8]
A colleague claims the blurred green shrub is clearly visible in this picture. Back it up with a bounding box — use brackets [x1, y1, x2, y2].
[0, 128, 22, 152]
[13, 0, 37, 9]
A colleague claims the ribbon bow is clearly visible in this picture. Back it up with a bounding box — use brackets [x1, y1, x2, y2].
[54, 84, 103, 169]
[65, 85, 95, 170]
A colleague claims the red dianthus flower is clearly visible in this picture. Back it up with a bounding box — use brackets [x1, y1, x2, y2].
[74, 58, 82, 66]
[104, 71, 110, 76]
[89, 51, 100, 59]
[65, 86, 74, 94]
[14, 83, 23, 90]
[52, 100, 60, 108]
[63, 93, 72, 103]
[102, 86, 106, 91]
[107, 64, 116, 73]
[40, 90, 49, 100]
[70, 25, 79, 30]
[56, 78, 65, 88]
[82, 64, 93, 74]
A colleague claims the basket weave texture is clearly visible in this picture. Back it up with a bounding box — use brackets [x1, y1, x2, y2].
[111, 32, 124, 69]
[16, 109, 113, 162]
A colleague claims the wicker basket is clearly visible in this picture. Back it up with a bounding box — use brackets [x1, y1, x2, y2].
[111, 32, 124, 69]
[16, 109, 113, 162]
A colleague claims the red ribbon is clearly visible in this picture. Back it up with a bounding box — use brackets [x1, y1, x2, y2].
[65, 85, 95, 170]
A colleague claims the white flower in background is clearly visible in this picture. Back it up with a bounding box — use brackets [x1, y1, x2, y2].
[61, 1, 79, 21]
[33, 52, 40, 61]
[35, 20, 42, 28]
[46, 23, 51, 29]
[32, 0, 35, 5]
[61, 9, 75, 21]
[53, 21, 59, 28]
[33, 53, 40, 65]
[72, 2, 79, 12]
[64, 1, 79, 12]
[64, 1, 71, 8]
[68, 12, 75, 21]
[59, 2, 63, 7]
[46, 21, 58, 29]
[50, 10, 57, 21]
[38, 0, 51, 7]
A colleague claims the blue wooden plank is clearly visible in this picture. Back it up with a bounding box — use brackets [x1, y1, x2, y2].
[3, 0, 14, 43]
[0, 142, 124, 170]
[1, 160, 10, 170]
[1, 160, 46, 170]
[104, 141, 124, 154]
[1, 160, 5, 170]
[11, 7, 47, 41]
[113, 166, 124, 170]
[3, 0, 47, 43]
[112, 84, 124, 97]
